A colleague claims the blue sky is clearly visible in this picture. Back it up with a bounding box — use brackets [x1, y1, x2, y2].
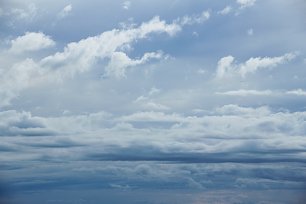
[1, 0, 306, 203]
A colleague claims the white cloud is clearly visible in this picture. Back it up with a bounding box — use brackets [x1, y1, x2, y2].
[58, 4, 72, 19]
[236, 0, 256, 9]
[216, 89, 273, 96]
[9, 3, 37, 22]
[286, 89, 306, 96]
[215, 104, 271, 116]
[105, 51, 164, 78]
[215, 55, 235, 79]
[148, 87, 161, 96]
[9, 32, 55, 54]
[134, 88, 169, 111]
[0, 58, 42, 107]
[216, 52, 297, 78]
[216, 89, 306, 97]
[177, 11, 210, 26]
[1, 16, 182, 106]
[218, 6, 232, 15]
[120, 111, 182, 122]
[239, 53, 297, 77]
[122, 1, 131, 10]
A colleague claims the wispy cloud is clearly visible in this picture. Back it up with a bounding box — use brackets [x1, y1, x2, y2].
[122, 1, 131, 10]
[215, 52, 297, 79]
[58, 4, 72, 19]
[218, 6, 232, 15]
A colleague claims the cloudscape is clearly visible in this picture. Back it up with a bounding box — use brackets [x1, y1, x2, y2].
[0, 0, 306, 203]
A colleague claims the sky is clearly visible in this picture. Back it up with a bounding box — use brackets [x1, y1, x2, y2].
[0, 0, 306, 203]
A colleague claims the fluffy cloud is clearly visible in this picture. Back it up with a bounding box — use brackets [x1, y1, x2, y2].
[216, 52, 297, 78]
[215, 55, 235, 79]
[9, 32, 55, 54]
[0, 58, 42, 106]
[40, 16, 180, 79]
[1, 10, 213, 106]
[105, 51, 164, 78]
[1, 16, 182, 106]
[58, 4, 72, 19]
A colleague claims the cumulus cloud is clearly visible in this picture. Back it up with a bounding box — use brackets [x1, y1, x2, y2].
[1, 16, 181, 106]
[105, 51, 164, 78]
[58, 4, 72, 19]
[216, 52, 297, 78]
[1, 10, 212, 106]
[236, 0, 256, 9]
[40, 16, 180, 78]
[9, 32, 55, 54]
[0, 58, 42, 106]
[215, 55, 235, 79]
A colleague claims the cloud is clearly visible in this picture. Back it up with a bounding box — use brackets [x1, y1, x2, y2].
[177, 11, 210, 26]
[286, 89, 306, 96]
[0, 58, 43, 106]
[215, 104, 271, 116]
[1, 10, 211, 106]
[218, 6, 232, 15]
[0, 110, 55, 136]
[216, 89, 273, 96]
[122, 1, 131, 10]
[7, 3, 37, 22]
[215, 52, 297, 78]
[1, 16, 181, 106]
[105, 51, 164, 78]
[9, 32, 55, 54]
[40, 16, 180, 78]
[236, 0, 256, 9]
[133, 87, 169, 111]
[215, 55, 235, 79]
[217, 89, 306, 97]
[58, 4, 72, 19]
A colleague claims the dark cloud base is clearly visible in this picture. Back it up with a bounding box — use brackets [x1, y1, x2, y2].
[3, 188, 306, 204]
[1, 160, 306, 204]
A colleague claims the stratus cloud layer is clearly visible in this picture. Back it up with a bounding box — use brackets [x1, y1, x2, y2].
[1, 105, 306, 167]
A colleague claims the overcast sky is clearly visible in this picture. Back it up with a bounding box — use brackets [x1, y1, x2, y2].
[1, 0, 306, 203]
